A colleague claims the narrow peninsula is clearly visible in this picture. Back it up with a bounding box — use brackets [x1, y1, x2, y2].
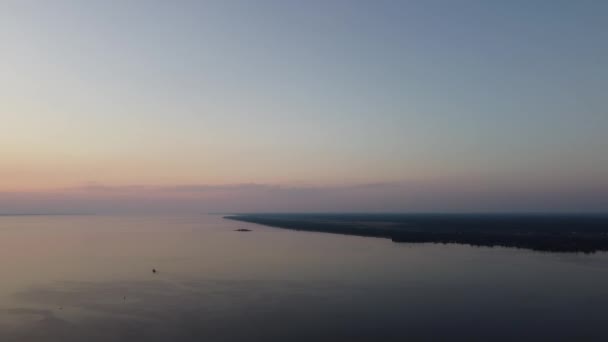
[225, 213, 608, 253]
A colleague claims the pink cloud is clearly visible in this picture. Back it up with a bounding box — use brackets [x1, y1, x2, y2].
[1, 182, 607, 214]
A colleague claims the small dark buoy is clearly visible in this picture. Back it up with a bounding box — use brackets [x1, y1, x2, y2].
[152, 268, 157, 274]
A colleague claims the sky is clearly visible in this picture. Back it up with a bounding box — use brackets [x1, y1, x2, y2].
[1, 0, 607, 213]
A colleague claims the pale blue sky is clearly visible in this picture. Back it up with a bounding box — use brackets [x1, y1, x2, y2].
[1, 1, 607, 212]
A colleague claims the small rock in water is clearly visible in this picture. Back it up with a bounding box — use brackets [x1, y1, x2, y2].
[235, 228, 252, 232]
[152, 268, 157, 274]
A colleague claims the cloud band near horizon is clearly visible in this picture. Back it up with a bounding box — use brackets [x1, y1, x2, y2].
[1, 182, 607, 214]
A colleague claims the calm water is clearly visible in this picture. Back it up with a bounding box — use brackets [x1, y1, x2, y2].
[1, 215, 608, 341]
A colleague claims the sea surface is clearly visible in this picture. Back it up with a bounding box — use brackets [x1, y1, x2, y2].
[1, 214, 608, 341]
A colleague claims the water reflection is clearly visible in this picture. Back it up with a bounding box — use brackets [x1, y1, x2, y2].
[2, 215, 608, 341]
[7, 277, 369, 342]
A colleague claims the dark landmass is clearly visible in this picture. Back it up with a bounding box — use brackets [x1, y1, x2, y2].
[225, 213, 608, 253]
[235, 228, 252, 232]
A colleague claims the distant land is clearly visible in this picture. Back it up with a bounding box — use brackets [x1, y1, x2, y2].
[225, 213, 608, 253]
[0, 213, 93, 216]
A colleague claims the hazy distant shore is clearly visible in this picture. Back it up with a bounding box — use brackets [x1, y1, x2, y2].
[225, 214, 608, 253]
[0, 213, 92, 216]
